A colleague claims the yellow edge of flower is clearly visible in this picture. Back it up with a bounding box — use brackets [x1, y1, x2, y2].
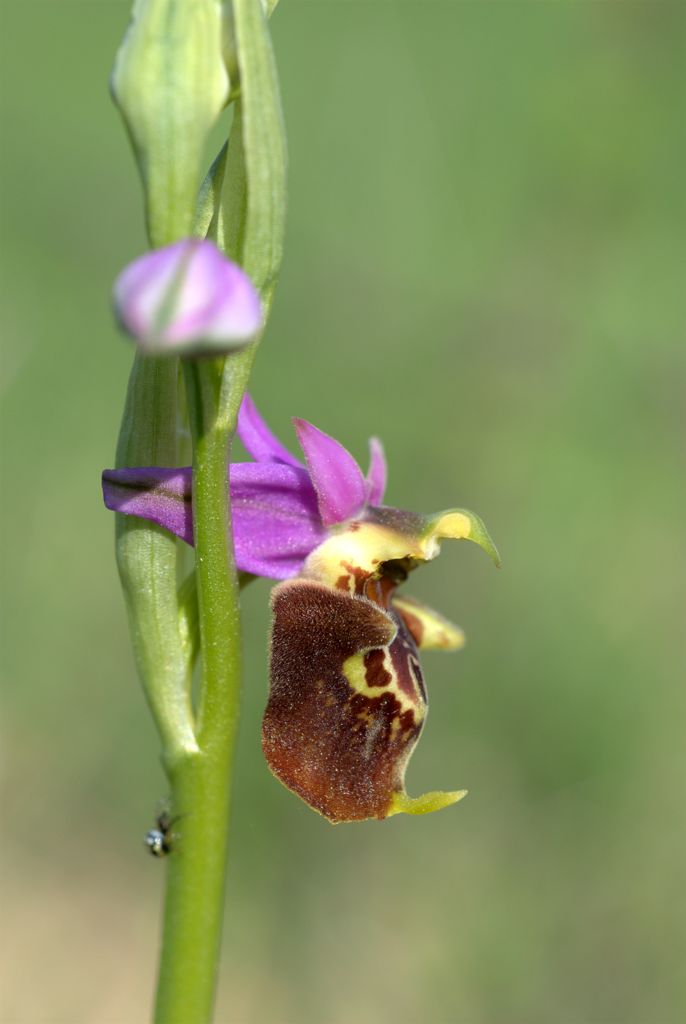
[388, 788, 468, 818]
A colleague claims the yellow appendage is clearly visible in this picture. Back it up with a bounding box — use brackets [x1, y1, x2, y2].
[388, 789, 468, 817]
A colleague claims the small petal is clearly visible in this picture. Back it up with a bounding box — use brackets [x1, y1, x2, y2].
[103, 463, 326, 579]
[113, 239, 262, 356]
[293, 419, 367, 526]
[237, 394, 302, 467]
[366, 437, 387, 505]
[393, 594, 466, 651]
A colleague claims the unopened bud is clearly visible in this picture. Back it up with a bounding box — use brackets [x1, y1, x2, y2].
[111, 0, 230, 244]
[113, 239, 262, 356]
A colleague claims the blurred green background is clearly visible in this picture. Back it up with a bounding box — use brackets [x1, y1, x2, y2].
[1, 2, 684, 1022]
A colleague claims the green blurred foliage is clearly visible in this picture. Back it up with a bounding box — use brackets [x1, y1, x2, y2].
[1, 2, 684, 1022]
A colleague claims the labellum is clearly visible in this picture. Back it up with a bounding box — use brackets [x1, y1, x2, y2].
[263, 516, 484, 824]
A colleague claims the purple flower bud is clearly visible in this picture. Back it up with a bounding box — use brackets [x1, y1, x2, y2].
[113, 239, 262, 356]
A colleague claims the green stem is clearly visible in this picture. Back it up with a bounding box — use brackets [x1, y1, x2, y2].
[154, 752, 228, 1024]
[153, 353, 252, 1024]
[120, 0, 287, 1017]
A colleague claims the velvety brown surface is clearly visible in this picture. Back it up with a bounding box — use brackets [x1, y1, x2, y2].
[263, 580, 425, 822]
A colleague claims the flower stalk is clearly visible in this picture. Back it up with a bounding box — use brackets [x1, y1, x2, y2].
[151, 357, 241, 1024]
[109, 0, 287, 1021]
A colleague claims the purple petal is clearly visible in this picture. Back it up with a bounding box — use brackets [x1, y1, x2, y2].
[293, 419, 367, 526]
[366, 437, 387, 505]
[237, 394, 302, 467]
[102, 462, 326, 580]
[113, 239, 262, 356]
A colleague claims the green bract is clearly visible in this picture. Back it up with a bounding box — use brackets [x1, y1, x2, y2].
[111, 0, 230, 246]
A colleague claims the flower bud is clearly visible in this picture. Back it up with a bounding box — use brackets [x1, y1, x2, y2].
[113, 239, 262, 356]
[111, 0, 230, 244]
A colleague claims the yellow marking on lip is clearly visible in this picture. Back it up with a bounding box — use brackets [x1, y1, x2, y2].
[341, 651, 424, 720]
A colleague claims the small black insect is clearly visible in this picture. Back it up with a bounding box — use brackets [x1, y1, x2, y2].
[144, 806, 179, 857]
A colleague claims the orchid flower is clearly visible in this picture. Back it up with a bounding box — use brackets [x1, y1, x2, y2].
[103, 397, 499, 823]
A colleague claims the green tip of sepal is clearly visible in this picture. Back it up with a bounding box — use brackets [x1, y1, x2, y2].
[388, 788, 468, 817]
[431, 509, 501, 568]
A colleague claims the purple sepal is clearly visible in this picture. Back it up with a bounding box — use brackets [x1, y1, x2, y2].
[237, 394, 301, 467]
[102, 462, 326, 580]
[231, 463, 326, 579]
[102, 466, 194, 544]
[366, 437, 387, 506]
[293, 419, 367, 526]
[113, 239, 262, 356]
